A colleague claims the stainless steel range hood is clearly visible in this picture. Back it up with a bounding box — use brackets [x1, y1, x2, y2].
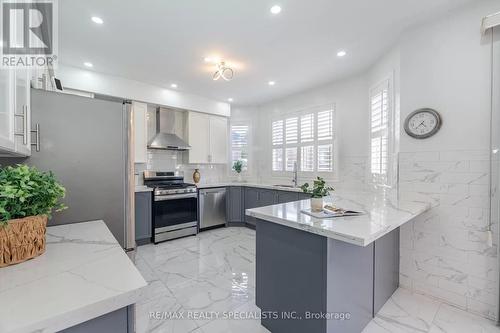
[148, 107, 190, 150]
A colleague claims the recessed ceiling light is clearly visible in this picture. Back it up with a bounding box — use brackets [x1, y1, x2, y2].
[337, 50, 347, 57]
[270, 5, 282, 14]
[83, 62, 93, 68]
[170, 83, 178, 89]
[227, 98, 233, 102]
[204, 57, 211, 62]
[268, 81, 276, 86]
[91, 16, 103, 24]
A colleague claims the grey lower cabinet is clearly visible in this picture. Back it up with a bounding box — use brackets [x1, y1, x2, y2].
[226, 186, 244, 224]
[135, 191, 152, 245]
[225, 186, 310, 228]
[244, 187, 261, 226]
[276, 191, 299, 204]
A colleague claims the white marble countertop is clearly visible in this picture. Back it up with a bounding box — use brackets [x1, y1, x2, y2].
[0, 220, 147, 333]
[135, 185, 153, 192]
[196, 182, 304, 192]
[246, 191, 430, 247]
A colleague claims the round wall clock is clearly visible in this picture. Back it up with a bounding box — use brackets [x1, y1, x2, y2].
[404, 108, 442, 139]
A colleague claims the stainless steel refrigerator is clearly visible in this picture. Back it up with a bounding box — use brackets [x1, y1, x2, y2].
[0, 89, 135, 252]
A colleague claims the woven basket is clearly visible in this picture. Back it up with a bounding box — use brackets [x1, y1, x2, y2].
[0, 215, 48, 268]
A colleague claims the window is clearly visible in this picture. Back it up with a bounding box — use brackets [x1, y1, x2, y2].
[271, 106, 335, 174]
[370, 79, 391, 185]
[231, 124, 250, 171]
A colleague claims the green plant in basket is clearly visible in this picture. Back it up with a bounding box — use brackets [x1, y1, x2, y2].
[0, 164, 67, 226]
[300, 177, 334, 198]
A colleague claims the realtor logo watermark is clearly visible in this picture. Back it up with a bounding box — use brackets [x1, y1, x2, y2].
[1, 0, 58, 68]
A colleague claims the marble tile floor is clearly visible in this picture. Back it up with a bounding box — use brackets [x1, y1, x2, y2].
[134, 227, 500, 333]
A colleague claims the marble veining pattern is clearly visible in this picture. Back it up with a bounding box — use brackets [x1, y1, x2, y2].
[0, 220, 147, 333]
[398, 150, 499, 321]
[135, 227, 500, 333]
[246, 191, 430, 246]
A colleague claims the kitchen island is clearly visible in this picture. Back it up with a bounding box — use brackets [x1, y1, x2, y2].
[0, 220, 147, 333]
[246, 191, 430, 333]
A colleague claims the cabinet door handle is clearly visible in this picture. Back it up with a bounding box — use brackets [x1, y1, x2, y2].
[31, 123, 40, 152]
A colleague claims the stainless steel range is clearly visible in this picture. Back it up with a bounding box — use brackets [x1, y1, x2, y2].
[144, 171, 198, 243]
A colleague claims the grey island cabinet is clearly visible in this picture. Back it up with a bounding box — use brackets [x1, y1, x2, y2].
[246, 192, 430, 333]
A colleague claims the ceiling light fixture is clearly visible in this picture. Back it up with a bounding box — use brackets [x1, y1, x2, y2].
[170, 83, 178, 88]
[83, 62, 93, 68]
[337, 50, 347, 57]
[268, 81, 276, 86]
[91, 16, 103, 24]
[270, 5, 282, 14]
[212, 61, 234, 81]
[227, 98, 234, 102]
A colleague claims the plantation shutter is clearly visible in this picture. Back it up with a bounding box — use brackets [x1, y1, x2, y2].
[370, 81, 390, 184]
[231, 124, 249, 169]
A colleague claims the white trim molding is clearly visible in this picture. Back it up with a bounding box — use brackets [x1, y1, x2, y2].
[481, 11, 500, 35]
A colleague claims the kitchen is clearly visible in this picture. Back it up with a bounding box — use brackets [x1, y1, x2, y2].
[1, 1, 500, 333]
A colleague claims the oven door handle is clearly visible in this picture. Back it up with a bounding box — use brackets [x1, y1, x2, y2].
[155, 193, 198, 201]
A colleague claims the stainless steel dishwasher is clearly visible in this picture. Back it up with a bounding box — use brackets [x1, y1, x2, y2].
[199, 187, 226, 230]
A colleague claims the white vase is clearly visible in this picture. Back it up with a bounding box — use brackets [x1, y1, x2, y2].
[311, 197, 324, 212]
[237, 173, 242, 182]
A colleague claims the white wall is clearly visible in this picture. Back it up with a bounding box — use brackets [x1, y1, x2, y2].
[399, 2, 493, 152]
[227, 0, 500, 321]
[57, 64, 231, 117]
[397, 0, 500, 320]
[246, 74, 370, 189]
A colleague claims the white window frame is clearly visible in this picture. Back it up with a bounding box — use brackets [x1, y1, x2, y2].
[229, 121, 252, 175]
[271, 104, 338, 181]
[369, 75, 395, 188]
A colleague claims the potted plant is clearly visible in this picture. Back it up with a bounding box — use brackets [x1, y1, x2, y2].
[232, 160, 244, 182]
[0, 165, 66, 268]
[300, 177, 334, 212]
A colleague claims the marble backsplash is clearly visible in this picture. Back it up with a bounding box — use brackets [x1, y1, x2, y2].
[134, 150, 227, 185]
[398, 150, 498, 320]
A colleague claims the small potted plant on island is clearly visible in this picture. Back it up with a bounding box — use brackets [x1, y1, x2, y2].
[300, 177, 334, 212]
[233, 160, 244, 182]
[0, 164, 66, 268]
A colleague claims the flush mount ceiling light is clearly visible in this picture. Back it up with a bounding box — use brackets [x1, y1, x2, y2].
[91, 16, 103, 24]
[170, 83, 178, 88]
[270, 5, 282, 14]
[337, 50, 347, 57]
[227, 98, 234, 102]
[212, 61, 234, 81]
[83, 62, 93, 68]
[268, 80, 276, 86]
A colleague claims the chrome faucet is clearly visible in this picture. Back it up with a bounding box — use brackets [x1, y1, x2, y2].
[292, 161, 298, 187]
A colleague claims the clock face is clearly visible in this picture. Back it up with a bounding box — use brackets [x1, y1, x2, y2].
[404, 109, 441, 139]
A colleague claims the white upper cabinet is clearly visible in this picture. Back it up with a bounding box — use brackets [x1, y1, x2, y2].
[188, 112, 211, 164]
[133, 101, 148, 163]
[209, 116, 228, 164]
[0, 70, 15, 152]
[13, 69, 31, 156]
[188, 112, 228, 164]
[0, 69, 31, 157]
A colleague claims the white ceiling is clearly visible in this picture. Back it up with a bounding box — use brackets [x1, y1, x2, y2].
[59, 0, 475, 106]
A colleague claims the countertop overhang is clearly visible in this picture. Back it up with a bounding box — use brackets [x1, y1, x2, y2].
[246, 191, 431, 247]
[0, 220, 147, 333]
